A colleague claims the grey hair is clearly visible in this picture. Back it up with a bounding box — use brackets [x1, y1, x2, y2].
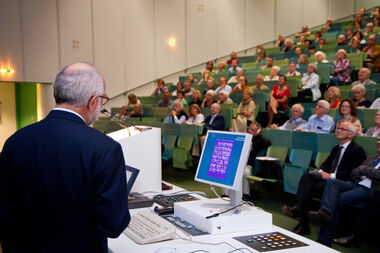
[219, 90, 229, 97]
[338, 121, 357, 135]
[54, 64, 104, 106]
[318, 100, 330, 110]
[285, 38, 294, 45]
[272, 66, 280, 73]
[352, 84, 366, 94]
[315, 51, 326, 59]
[292, 103, 305, 113]
[206, 89, 216, 96]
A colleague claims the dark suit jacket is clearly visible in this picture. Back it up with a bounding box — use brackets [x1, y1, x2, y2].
[363, 44, 380, 72]
[320, 141, 366, 181]
[352, 156, 380, 195]
[0, 110, 130, 253]
[204, 113, 225, 131]
[247, 134, 271, 167]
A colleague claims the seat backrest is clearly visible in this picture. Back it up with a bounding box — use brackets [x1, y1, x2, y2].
[292, 131, 318, 160]
[354, 135, 378, 157]
[363, 109, 378, 131]
[289, 148, 313, 168]
[176, 137, 193, 150]
[269, 129, 292, 148]
[267, 146, 288, 167]
[315, 152, 330, 169]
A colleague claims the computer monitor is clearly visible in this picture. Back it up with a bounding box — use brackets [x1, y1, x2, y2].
[125, 165, 139, 195]
[194, 130, 252, 205]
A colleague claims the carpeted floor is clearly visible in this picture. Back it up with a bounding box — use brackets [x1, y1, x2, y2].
[162, 162, 377, 253]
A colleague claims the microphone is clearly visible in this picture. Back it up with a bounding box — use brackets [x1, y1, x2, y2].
[100, 108, 143, 135]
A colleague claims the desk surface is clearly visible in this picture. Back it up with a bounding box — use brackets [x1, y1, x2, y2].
[108, 185, 339, 253]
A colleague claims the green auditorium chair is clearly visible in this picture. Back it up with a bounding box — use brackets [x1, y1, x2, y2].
[260, 68, 272, 77]
[142, 106, 154, 117]
[138, 96, 157, 105]
[263, 80, 278, 91]
[239, 55, 257, 63]
[253, 92, 267, 112]
[286, 78, 301, 97]
[317, 63, 333, 84]
[313, 152, 330, 170]
[363, 109, 378, 131]
[269, 53, 285, 60]
[292, 131, 318, 160]
[141, 117, 158, 124]
[273, 59, 289, 67]
[297, 64, 309, 75]
[213, 71, 229, 84]
[153, 107, 170, 122]
[172, 136, 193, 169]
[265, 47, 281, 56]
[354, 136, 378, 157]
[200, 107, 210, 118]
[347, 52, 366, 71]
[260, 128, 269, 139]
[162, 124, 180, 162]
[370, 72, 380, 84]
[242, 62, 257, 70]
[317, 133, 339, 154]
[283, 148, 313, 194]
[245, 69, 260, 82]
[269, 129, 292, 149]
[179, 76, 187, 83]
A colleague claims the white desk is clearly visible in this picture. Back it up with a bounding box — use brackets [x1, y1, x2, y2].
[108, 185, 340, 253]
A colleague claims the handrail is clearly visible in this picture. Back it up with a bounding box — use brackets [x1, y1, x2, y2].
[109, 7, 373, 101]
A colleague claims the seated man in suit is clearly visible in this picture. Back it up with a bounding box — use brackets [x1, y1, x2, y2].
[0, 63, 131, 252]
[309, 138, 380, 247]
[282, 121, 366, 235]
[351, 67, 377, 86]
[363, 34, 380, 72]
[271, 104, 307, 130]
[199, 103, 225, 150]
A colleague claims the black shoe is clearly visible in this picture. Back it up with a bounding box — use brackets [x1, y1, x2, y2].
[291, 223, 311, 235]
[333, 234, 361, 248]
[242, 194, 251, 201]
[281, 205, 302, 220]
[308, 209, 333, 224]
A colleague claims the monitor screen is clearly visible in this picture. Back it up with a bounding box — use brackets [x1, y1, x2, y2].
[194, 130, 252, 191]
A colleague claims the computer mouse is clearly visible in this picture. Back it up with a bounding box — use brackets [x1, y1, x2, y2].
[154, 247, 180, 253]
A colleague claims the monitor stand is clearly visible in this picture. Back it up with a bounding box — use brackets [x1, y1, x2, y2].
[174, 197, 272, 235]
[229, 189, 242, 206]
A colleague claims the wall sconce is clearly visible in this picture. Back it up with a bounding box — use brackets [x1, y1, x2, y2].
[168, 37, 176, 48]
[0, 68, 15, 74]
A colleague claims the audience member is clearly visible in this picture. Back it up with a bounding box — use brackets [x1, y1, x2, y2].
[337, 98, 362, 135]
[217, 90, 233, 105]
[353, 30, 366, 44]
[187, 73, 198, 85]
[250, 75, 269, 91]
[285, 62, 301, 77]
[297, 54, 309, 67]
[183, 104, 204, 125]
[308, 138, 378, 247]
[226, 51, 240, 65]
[271, 104, 307, 130]
[296, 100, 335, 133]
[151, 79, 167, 97]
[294, 47, 303, 57]
[363, 34, 380, 72]
[215, 61, 226, 74]
[282, 121, 366, 235]
[228, 69, 244, 84]
[112, 106, 128, 121]
[297, 35, 306, 46]
[264, 66, 280, 81]
[345, 26, 354, 41]
[173, 90, 188, 107]
[352, 84, 371, 108]
[370, 97, 380, 109]
[205, 61, 214, 73]
[363, 22, 374, 36]
[308, 46, 317, 56]
[256, 49, 266, 63]
[260, 57, 274, 70]
[188, 89, 202, 107]
[231, 75, 250, 94]
[201, 89, 217, 108]
[203, 79, 216, 95]
[203, 103, 225, 131]
[331, 49, 351, 86]
[241, 122, 271, 200]
[352, 67, 376, 86]
[337, 34, 347, 46]
[267, 75, 290, 127]
[228, 59, 242, 73]
[314, 31, 322, 42]
[318, 38, 326, 49]
[157, 88, 173, 107]
[215, 77, 232, 94]
[281, 39, 295, 53]
[275, 34, 285, 47]
[198, 70, 214, 86]
[315, 51, 329, 64]
[349, 37, 362, 53]
[164, 102, 187, 124]
[232, 90, 256, 132]
[327, 86, 341, 109]
[127, 93, 141, 107]
[295, 64, 321, 102]
[183, 80, 195, 96]
[128, 103, 143, 119]
[295, 25, 311, 38]
[172, 82, 183, 96]
[364, 110, 380, 137]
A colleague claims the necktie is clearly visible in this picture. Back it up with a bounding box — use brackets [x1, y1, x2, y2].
[370, 157, 380, 168]
[331, 146, 343, 173]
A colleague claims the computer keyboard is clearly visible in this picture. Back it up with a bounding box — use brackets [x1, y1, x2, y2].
[123, 211, 176, 244]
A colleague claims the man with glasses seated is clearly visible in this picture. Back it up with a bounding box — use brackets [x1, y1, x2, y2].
[0, 63, 131, 252]
[309, 137, 380, 247]
[282, 121, 366, 236]
[296, 100, 335, 133]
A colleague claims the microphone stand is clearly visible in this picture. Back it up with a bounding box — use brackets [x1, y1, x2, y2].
[101, 109, 143, 136]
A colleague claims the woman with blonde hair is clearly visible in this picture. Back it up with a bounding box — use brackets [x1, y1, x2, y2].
[327, 86, 341, 108]
[264, 66, 280, 81]
[232, 90, 256, 132]
[331, 49, 351, 86]
[198, 69, 214, 85]
[352, 84, 371, 108]
[189, 89, 202, 107]
[183, 104, 204, 125]
[201, 89, 217, 108]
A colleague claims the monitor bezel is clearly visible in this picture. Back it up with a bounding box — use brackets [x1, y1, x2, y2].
[125, 164, 140, 195]
[194, 130, 252, 191]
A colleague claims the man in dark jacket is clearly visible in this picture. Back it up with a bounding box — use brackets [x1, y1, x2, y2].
[282, 121, 366, 235]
